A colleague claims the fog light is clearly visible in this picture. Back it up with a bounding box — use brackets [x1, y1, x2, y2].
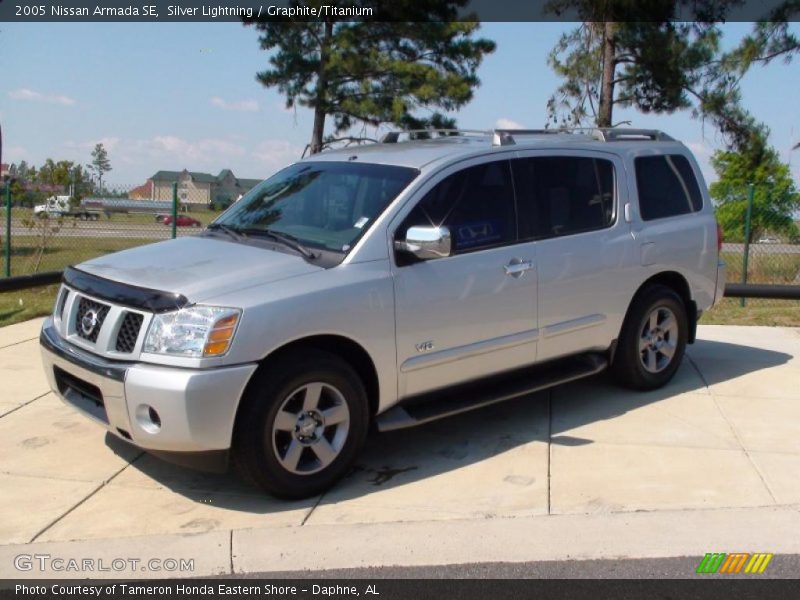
[135, 404, 162, 434]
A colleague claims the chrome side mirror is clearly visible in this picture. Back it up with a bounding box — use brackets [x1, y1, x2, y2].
[395, 225, 452, 260]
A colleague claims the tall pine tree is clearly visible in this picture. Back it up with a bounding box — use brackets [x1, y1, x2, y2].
[245, 0, 495, 154]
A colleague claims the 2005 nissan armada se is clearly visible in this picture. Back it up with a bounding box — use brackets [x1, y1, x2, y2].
[40, 128, 726, 498]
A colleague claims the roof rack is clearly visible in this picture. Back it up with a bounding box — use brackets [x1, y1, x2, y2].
[380, 129, 488, 143]
[590, 128, 675, 142]
[378, 127, 674, 147]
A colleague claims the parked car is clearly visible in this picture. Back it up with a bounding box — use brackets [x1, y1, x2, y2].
[163, 215, 202, 227]
[40, 128, 725, 499]
[757, 236, 780, 244]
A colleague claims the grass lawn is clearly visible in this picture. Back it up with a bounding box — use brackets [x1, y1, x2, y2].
[0, 284, 59, 327]
[701, 298, 800, 327]
[6, 235, 159, 277]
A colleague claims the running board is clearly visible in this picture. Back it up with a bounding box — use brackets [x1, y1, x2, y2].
[376, 353, 608, 432]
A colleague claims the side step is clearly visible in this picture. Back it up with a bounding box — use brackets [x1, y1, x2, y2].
[376, 353, 608, 432]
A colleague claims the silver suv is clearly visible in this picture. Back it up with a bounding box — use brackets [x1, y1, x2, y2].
[40, 128, 726, 498]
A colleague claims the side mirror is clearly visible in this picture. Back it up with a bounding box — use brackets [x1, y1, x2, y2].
[395, 225, 452, 260]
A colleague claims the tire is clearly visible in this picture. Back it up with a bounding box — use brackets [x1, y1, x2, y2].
[233, 349, 370, 499]
[612, 284, 688, 390]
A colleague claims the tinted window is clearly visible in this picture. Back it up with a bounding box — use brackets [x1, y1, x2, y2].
[397, 161, 516, 255]
[216, 162, 418, 252]
[512, 156, 615, 239]
[635, 155, 703, 220]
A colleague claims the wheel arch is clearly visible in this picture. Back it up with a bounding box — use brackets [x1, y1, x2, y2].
[238, 334, 381, 420]
[627, 271, 698, 343]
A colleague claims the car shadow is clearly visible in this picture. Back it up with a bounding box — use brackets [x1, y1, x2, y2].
[112, 338, 793, 513]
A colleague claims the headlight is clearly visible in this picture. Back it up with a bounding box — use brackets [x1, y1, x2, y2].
[143, 306, 241, 358]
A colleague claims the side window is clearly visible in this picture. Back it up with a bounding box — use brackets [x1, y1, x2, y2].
[396, 161, 516, 255]
[512, 156, 615, 239]
[635, 155, 703, 221]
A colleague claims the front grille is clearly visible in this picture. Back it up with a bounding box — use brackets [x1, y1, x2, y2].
[75, 297, 110, 343]
[115, 311, 144, 353]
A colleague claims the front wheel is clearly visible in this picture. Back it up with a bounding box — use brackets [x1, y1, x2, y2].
[612, 285, 688, 390]
[233, 350, 369, 499]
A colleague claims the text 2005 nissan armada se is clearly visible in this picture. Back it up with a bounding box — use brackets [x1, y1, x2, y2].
[40, 128, 725, 498]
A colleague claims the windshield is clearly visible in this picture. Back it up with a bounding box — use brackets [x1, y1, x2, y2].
[213, 161, 419, 253]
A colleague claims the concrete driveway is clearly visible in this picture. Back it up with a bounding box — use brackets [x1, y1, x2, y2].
[1, 318, 799, 578]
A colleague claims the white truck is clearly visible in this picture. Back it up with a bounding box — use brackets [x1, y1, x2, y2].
[34, 196, 101, 220]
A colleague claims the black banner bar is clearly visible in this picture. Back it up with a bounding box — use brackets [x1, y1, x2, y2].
[1, 0, 799, 23]
[1, 579, 799, 600]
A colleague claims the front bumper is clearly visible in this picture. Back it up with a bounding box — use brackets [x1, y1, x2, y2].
[40, 318, 257, 471]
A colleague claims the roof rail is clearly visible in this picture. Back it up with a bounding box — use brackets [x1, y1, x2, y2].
[491, 128, 576, 146]
[590, 128, 675, 142]
[380, 129, 488, 143]
[378, 127, 675, 147]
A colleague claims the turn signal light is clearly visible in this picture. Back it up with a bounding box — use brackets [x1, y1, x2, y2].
[203, 314, 240, 357]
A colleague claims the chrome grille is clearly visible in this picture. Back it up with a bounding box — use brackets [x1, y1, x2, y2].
[115, 312, 143, 353]
[75, 297, 110, 343]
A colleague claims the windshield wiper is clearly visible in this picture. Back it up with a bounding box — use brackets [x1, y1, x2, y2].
[240, 228, 318, 259]
[206, 223, 246, 242]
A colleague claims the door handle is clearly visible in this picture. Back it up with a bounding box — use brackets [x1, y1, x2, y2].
[504, 259, 534, 277]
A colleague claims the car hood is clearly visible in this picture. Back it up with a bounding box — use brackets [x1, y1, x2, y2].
[77, 236, 323, 302]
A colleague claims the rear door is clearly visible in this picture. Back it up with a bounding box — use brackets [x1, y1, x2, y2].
[511, 151, 634, 362]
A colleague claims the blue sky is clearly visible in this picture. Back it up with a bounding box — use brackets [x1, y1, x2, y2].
[1, 21, 798, 185]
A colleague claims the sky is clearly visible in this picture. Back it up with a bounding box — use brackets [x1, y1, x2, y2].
[1, 21, 799, 187]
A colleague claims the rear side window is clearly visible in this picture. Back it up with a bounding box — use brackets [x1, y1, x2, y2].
[635, 155, 703, 220]
[512, 156, 615, 239]
[397, 161, 516, 254]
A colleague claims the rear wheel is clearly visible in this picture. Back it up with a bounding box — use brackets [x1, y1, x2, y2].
[233, 349, 369, 499]
[612, 285, 688, 390]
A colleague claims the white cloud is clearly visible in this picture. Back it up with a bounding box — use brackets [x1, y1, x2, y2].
[8, 88, 76, 106]
[252, 140, 303, 171]
[685, 140, 713, 158]
[210, 96, 259, 112]
[495, 117, 524, 130]
[64, 137, 121, 153]
[5, 146, 29, 161]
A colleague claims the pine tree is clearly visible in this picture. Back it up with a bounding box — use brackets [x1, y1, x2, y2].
[245, 1, 495, 154]
[88, 143, 112, 193]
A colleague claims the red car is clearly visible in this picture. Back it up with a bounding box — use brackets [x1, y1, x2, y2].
[163, 215, 202, 227]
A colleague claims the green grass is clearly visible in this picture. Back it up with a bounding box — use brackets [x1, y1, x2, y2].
[701, 298, 800, 327]
[0, 284, 59, 327]
[6, 235, 155, 277]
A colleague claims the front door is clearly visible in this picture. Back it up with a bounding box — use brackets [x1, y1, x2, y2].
[391, 159, 539, 398]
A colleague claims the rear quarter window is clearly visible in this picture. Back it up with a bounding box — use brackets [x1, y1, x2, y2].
[635, 155, 703, 221]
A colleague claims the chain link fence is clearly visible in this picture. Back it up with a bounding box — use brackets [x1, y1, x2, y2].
[715, 183, 800, 311]
[1, 177, 798, 324]
[0, 182, 225, 279]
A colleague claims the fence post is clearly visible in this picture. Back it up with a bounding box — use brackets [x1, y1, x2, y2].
[740, 183, 755, 307]
[171, 182, 178, 240]
[4, 183, 10, 278]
